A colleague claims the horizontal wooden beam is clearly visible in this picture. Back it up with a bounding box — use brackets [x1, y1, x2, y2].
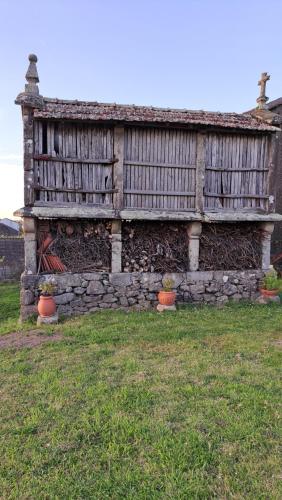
[206, 166, 269, 172]
[33, 200, 114, 207]
[33, 155, 117, 165]
[33, 185, 118, 194]
[124, 160, 196, 169]
[204, 193, 269, 199]
[124, 189, 195, 196]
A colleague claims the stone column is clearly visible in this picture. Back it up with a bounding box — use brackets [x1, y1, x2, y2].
[187, 222, 202, 271]
[111, 220, 122, 273]
[260, 222, 274, 270]
[23, 217, 37, 274]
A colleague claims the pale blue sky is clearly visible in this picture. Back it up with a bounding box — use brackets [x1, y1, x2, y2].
[0, 0, 281, 217]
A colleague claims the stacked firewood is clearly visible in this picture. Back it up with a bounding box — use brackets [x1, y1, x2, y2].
[37, 220, 112, 273]
[199, 223, 262, 270]
[122, 222, 189, 273]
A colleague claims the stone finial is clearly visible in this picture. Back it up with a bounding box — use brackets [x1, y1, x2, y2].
[15, 53, 43, 107]
[25, 54, 40, 94]
[256, 72, 270, 110]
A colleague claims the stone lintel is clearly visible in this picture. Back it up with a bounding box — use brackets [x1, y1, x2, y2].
[13, 205, 282, 223]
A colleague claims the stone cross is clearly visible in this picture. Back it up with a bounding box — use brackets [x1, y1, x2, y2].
[256, 72, 270, 109]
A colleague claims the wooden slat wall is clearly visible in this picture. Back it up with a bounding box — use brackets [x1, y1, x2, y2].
[33, 121, 114, 206]
[204, 133, 270, 210]
[124, 127, 197, 210]
[32, 121, 272, 213]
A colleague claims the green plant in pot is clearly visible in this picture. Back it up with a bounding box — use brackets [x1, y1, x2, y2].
[260, 267, 282, 298]
[158, 278, 176, 306]
[38, 278, 57, 317]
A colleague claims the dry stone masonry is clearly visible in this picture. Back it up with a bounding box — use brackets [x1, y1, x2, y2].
[20, 270, 263, 319]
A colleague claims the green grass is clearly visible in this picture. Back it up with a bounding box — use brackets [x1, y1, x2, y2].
[0, 283, 281, 499]
[0, 282, 22, 334]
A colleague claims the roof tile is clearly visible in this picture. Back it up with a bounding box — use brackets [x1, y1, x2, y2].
[33, 98, 278, 131]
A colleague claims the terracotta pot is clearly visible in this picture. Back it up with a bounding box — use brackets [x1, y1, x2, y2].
[38, 295, 56, 317]
[158, 290, 176, 306]
[260, 288, 279, 298]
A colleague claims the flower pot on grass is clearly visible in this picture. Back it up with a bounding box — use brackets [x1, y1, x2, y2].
[260, 267, 282, 299]
[158, 278, 176, 306]
[38, 278, 57, 318]
[38, 295, 56, 317]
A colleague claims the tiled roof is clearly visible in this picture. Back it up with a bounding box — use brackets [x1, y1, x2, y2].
[268, 97, 282, 110]
[33, 98, 278, 131]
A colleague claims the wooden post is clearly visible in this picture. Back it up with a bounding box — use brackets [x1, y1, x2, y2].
[23, 217, 37, 274]
[187, 222, 202, 271]
[267, 132, 280, 213]
[260, 222, 274, 270]
[113, 126, 124, 211]
[111, 220, 122, 272]
[195, 132, 206, 213]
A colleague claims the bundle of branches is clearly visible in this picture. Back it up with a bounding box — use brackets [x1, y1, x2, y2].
[199, 223, 262, 270]
[122, 222, 189, 273]
[42, 220, 112, 273]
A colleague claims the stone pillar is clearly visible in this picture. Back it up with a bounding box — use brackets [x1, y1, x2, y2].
[260, 222, 274, 270]
[111, 220, 122, 273]
[23, 217, 37, 274]
[187, 222, 202, 271]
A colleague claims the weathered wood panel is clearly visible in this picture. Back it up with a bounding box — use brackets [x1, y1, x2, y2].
[204, 133, 271, 210]
[33, 121, 114, 206]
[124, 127, 197, 210]
[33, 121, 273, 214]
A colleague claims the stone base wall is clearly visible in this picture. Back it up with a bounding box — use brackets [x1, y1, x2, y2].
[20, 270, 264, 320]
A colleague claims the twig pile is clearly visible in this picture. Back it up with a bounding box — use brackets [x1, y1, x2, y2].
[122, 222, 189, 273]
[199, 223, 262, 270]
[38, 220, 111, 273]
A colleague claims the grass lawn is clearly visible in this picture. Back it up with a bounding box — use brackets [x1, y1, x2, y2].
[0, 283, 281, 499]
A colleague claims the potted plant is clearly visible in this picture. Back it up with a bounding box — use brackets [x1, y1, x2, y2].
[158, 278, 176, 306]
[260, 268, 282, 298]
[38, 278, 57, 317]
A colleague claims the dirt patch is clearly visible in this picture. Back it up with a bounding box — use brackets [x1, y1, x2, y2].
[0, 330, 64, 350]
[273, 339, 282, 349]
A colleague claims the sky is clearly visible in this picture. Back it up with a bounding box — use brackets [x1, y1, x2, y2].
[0, 0, 282, 219]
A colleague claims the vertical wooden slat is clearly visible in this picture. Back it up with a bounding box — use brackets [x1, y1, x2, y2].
[267, 132, 279, 212]
[196, 132, 205, 212]
[113, 126, 124, 210]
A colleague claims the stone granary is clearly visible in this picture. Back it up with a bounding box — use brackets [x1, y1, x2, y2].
[15, 55, 282, 319]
